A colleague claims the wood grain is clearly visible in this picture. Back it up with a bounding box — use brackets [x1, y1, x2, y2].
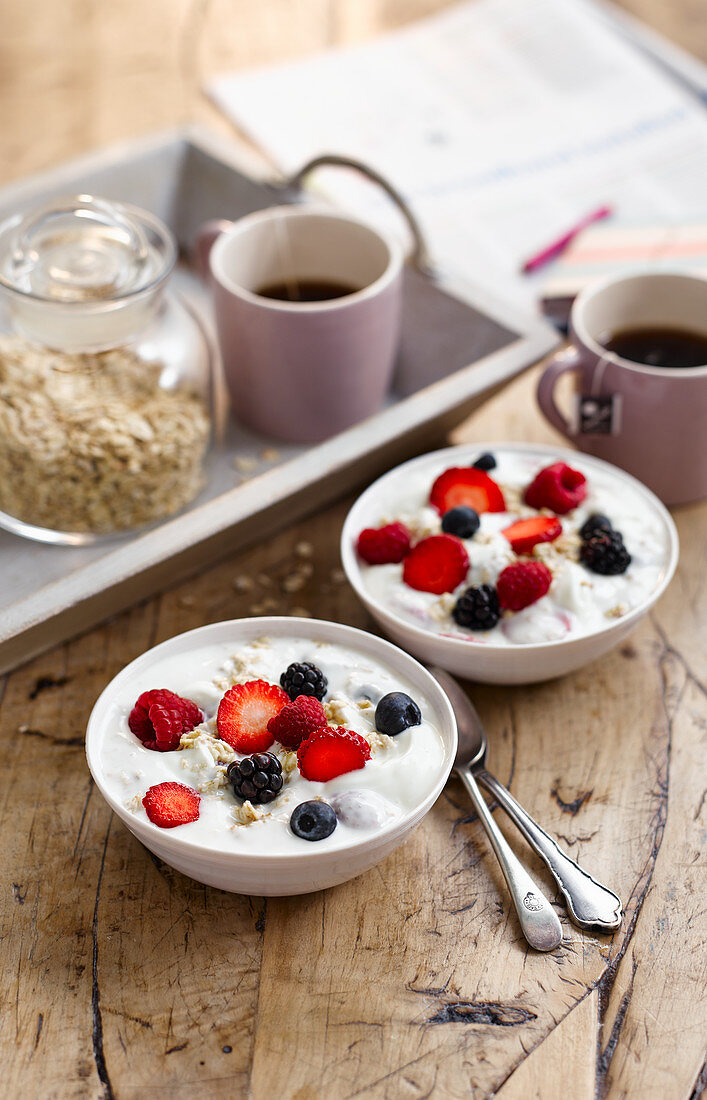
[0, 1, 706, 1098]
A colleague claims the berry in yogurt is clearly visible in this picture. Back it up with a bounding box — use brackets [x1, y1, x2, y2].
[105, 634, 446, 852]
[402, 534, 469, 594]
[375, 692, 422, 736]
[356, 522, 411, 565]
[524, 461, 587, 514]
[142, 781, 201, 827]
[227, 752, 283, 804]
[280, 661, 328, 701]
[496, 561, 552, 612]
[216, 679, 289, 752]
[128, 689, 202, 752]
[429, 466, 506, 514]
[297, 727, 371, 782]
[353, 448, 669, 646]
[267, 694, 328, 749]
[290, 800, 337, 841]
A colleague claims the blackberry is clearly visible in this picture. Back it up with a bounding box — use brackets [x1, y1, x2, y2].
[441, 506, 480, 539]
[280, 661, 328, 701]
[472, 452, 496, 471]
[375, 692, 421, 737]
[452, 584, 500, 630]
[579, 531, 631, 575]
[579, 513, 613, 541]
[290, 800, 337, 841]
[227, 752, 283, 804]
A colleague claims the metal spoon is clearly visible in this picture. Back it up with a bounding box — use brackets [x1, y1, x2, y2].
[432, 668, 623, 934]
[432, 668, 562, 951]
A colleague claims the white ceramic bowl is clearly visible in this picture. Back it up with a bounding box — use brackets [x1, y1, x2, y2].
[86, 617, 457, 895]
[341, 443, 679, 684]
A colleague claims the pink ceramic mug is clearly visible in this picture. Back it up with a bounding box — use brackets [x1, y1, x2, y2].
[537, 271, 707, 506]
[195, 205, 403, 443]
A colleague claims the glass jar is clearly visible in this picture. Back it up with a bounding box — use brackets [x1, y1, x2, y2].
[0, 195, 213, 544]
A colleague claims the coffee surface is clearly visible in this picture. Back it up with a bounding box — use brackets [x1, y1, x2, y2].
[256, 278, 359, 302]
[601, 325, 707, 369]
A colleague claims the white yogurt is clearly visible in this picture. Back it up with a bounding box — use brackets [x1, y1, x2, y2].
[357, 450, 670, 646]
[99, 634, 446, 853]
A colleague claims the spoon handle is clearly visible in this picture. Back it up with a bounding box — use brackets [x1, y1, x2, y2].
[458, 765, 562, 952]
[476, 769, 623, 933]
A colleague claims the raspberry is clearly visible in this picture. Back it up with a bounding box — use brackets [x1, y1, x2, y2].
[524, 462, 587, 515]
[496, 561, 552, 611]
[142, 782, 200, 828]
[297, 727, 371, 782]
[128, 689, 203, 752]
[356, 522, 411, 565]
[267, 695, 328, 749]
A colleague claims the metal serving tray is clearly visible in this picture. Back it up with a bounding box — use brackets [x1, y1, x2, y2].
[0, 126, 558, 674]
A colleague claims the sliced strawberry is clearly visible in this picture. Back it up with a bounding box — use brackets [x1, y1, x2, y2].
[297, 727, 371, 782]
[402, 534, 469, 595]
[501, 515, 562, 555]
[142, 782, 200, 828]
[217, 680, 289, 753]
[429, 467, 506, 515]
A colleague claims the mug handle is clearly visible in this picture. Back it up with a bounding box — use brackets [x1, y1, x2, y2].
[192, 219, 234, 282]
[285, 154, 433, 274]
[537, 346, 584, 439]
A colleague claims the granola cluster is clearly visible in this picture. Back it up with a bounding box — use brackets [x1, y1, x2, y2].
[0, 336, 210, 533]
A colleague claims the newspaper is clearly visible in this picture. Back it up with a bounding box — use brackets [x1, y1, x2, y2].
[209, 0, 707, 309]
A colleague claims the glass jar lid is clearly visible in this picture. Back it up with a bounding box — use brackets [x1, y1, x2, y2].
[0, 196, 177, 351]
[0, 195, 175, 303]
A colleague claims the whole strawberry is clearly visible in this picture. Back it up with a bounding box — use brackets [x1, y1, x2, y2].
[267, 695, 328, 749]
[496, 561, 552, 611]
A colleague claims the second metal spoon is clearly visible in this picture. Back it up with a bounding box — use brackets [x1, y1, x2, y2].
[432, 667, 623, 934]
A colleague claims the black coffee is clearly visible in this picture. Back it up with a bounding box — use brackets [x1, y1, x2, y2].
[601, 326, 707, 369]
[256, 278, 358, 302]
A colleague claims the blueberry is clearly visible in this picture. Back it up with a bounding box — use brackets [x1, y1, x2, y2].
[472, 452, 496, 471]
[441, 506, 480, 539]
[375, 692, 422, 737]
[579, 513, 613, 541]
[290, 800, 337, 841]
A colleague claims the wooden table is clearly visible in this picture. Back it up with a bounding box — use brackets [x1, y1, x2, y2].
[1, 2, 706, 1097]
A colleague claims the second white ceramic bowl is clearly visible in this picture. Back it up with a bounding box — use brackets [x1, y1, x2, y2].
[341, 443, 679, 684]
[86, 617, 457, 895]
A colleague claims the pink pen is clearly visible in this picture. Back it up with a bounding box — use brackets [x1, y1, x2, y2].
[521, 205, 613, 274]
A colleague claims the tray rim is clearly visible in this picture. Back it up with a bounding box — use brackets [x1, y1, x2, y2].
[0, 124, 559, 673]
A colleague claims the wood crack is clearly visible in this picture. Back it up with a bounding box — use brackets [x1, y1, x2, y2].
[426, 1001, 538, 1027]
[91, 820, 115, 1100]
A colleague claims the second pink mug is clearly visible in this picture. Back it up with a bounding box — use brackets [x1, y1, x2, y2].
[537, 271, 707, 506]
